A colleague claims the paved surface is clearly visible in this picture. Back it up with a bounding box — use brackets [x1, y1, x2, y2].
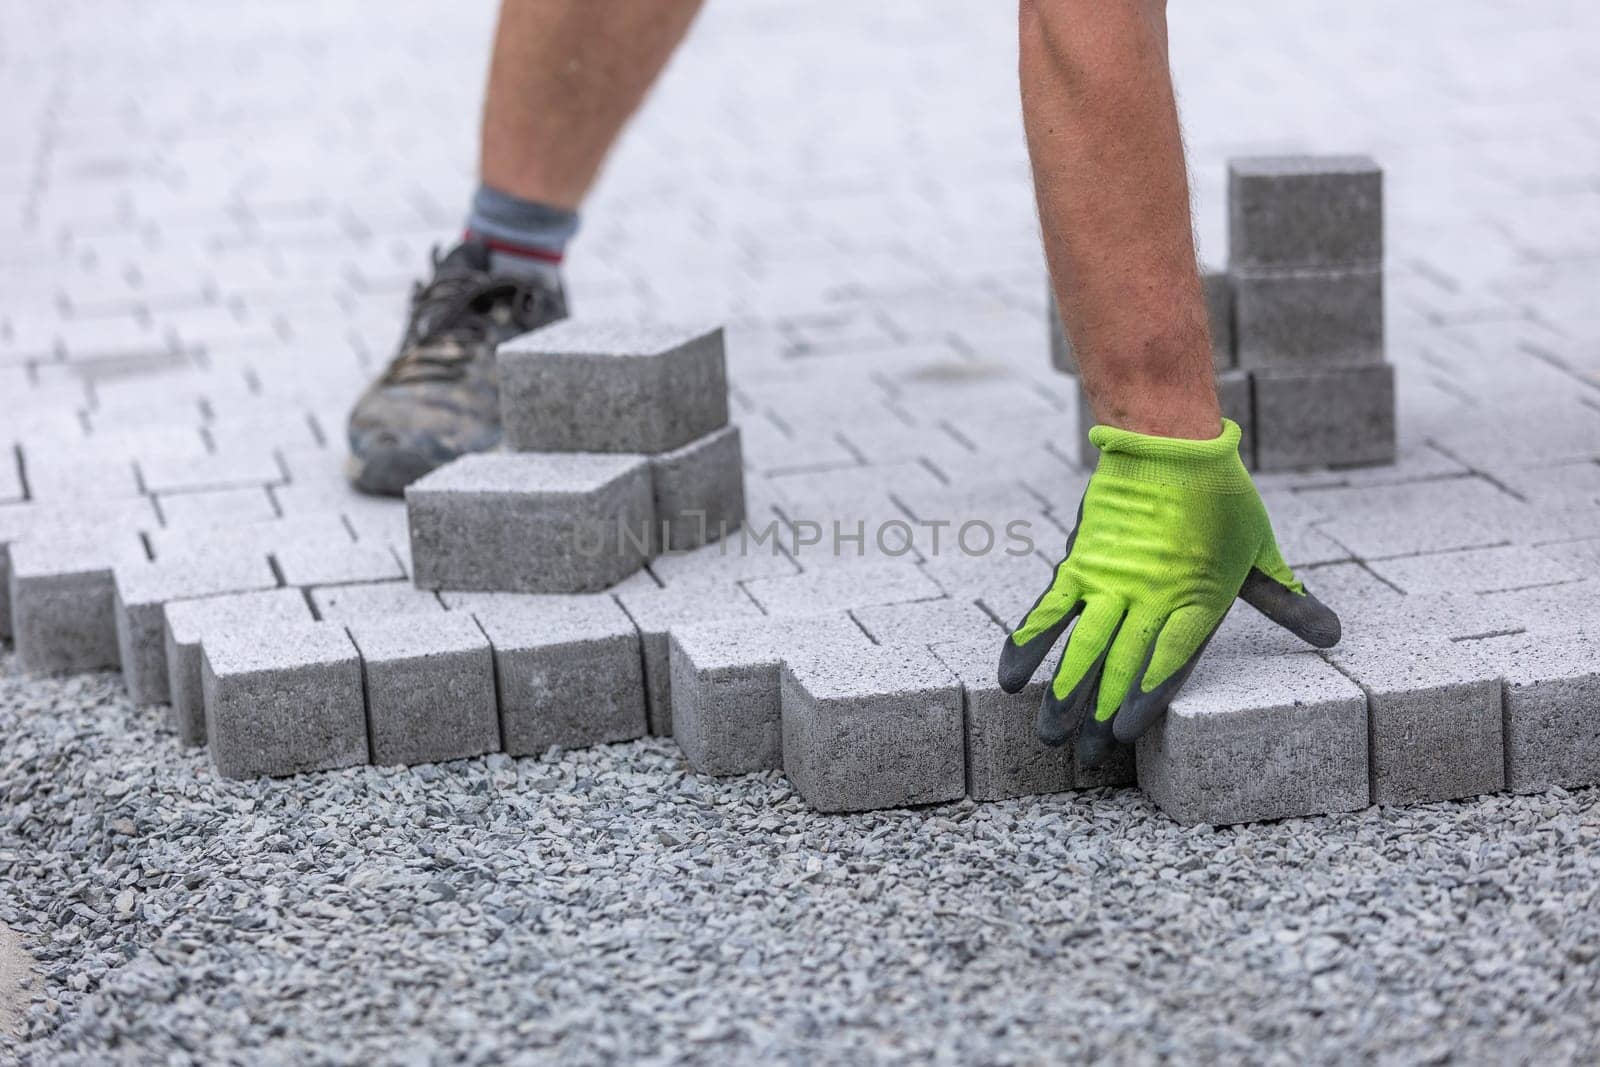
[3, 0, 1600, 1060]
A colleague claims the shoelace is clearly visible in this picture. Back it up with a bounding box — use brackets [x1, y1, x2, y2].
[382, 256, 558, 384]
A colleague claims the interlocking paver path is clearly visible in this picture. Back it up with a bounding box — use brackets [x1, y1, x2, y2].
[4, 1, 1600, 1059]
[3, 0, 1600, 816]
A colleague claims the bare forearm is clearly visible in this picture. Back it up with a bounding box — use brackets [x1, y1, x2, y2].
[1020, 0, 1219, 439]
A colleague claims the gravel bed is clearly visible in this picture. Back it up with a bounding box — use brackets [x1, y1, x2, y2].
[2, 652, 1599, 1065]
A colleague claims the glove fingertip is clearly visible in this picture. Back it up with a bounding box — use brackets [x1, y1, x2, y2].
[1240, 568, 1343, 649]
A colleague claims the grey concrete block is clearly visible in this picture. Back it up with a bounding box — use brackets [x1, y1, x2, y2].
[137, 448, 285, 494]
[10, 535, 148, 674]
[650, 425, 746, 552]
[1326, 639, 1503, 806]
[1369, 543, 1580, 596]
[780, 643, 965, 813]
[743, 559, 942, 617]
[407, 453, 656, 594]
[471, 595, 646, 755]
[113, 549, 280, 704]
[1252, 363, 1396, 470]
[1232, 265, 1383, 368]
[346, 613, 500, 766]
[499, 321, 729, 453]
[201, 620, 368, 779]
[274, 539, 404, 587]
[310, 582, 443, 622]
[1475, 632, 1600, 792]
[614, 581, 762, 736]
[668, 613, 869, 775]
[0, 498, 160, 640]
[155, 487, 278, 528]
[852, 598, 1001, 650]
[163, 589, 313, 746]
[1228, 155, 1383, 270]
[1136, 652, 1369, 825]
[647, 536, 799, 586]
[1216, 369, 1254, 469]
[1049, 271, 1233, 376]
[931, 639, 1134, 802]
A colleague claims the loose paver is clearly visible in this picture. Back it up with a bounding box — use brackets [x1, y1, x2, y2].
[1326, 638, 1505, 806]
[668, 613, 870, 775]
[649, 424, 747, 552]
[10, 535, 149, 675]
[614, 580, 764, 736]
[162, 588, 314, 746]
[780, 642, 966, 813]
[1475, 631, 1600, 793]
[498, 321, 729, 454]
[931, 638, 1134, 802]
[470, 595, 646, 755]
[1136, 652, 1370, 825]
[346, 613, 500, 766]
[112, 548, 280, 704]
[407, 453, 656, 593]
[201, 620, 368, 779]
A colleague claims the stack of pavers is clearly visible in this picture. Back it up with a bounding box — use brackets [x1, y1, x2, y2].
[191, 321, 752, 779]
[1052, 153, 1396, 470]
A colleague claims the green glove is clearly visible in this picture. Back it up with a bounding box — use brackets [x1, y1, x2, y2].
[998, 418, 1340, 763]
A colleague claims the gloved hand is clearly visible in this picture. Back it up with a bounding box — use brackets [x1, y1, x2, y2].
[998, 418, 1340, 763]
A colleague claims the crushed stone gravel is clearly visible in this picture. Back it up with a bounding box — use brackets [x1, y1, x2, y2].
[2, 652, 1600, 1065]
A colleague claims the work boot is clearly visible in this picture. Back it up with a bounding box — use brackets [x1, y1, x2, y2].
[345, 238, 566, 496]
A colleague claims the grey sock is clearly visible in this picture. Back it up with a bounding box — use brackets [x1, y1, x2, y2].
[465, 184, 579, 283]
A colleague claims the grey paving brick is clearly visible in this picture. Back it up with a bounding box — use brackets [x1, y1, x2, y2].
[1216, 369, 1254, 468]
[346, 613, 500, 766]
[156, 487, 278, 528]
[309, 582, 443, 622]
[1253, 363, 1397, 470]
[1232, 265, 1384, 368]
[407, 453, 656, 594]
[647, 536, 799, 586]
[471, 595, 646, 755]
[274, 539, 404, 588]
[1481, 579, 1600, 637]
[931, 639, 1133, 802]
[201, 620, 368, 779]
[113, 548, 279, 704]
[1136, 652, 1369, 826]
[852, 597, 1001, 649]
[149, 512, 353, 560]
[1369, 544, 1581, 596]
[499, 321, 729, 453]
[10, 534, 148, 674]
[1228, 155, 1383, 270]
[650, 425, 746, 552]
[1204, 269, 1236, 370]
[614, 581, 762, 736]
[1474, 631, 1600, 793]
[780, 643, 965, 813]
[0, 497, 161, 640]
[21, 456, 143, 502]
[163, 588, 313, 746]
[743, 558, 942, 617]
[137, 448, 285, 494]
[1326, 638, 1504, 806]
[668, 613, 869, 775]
